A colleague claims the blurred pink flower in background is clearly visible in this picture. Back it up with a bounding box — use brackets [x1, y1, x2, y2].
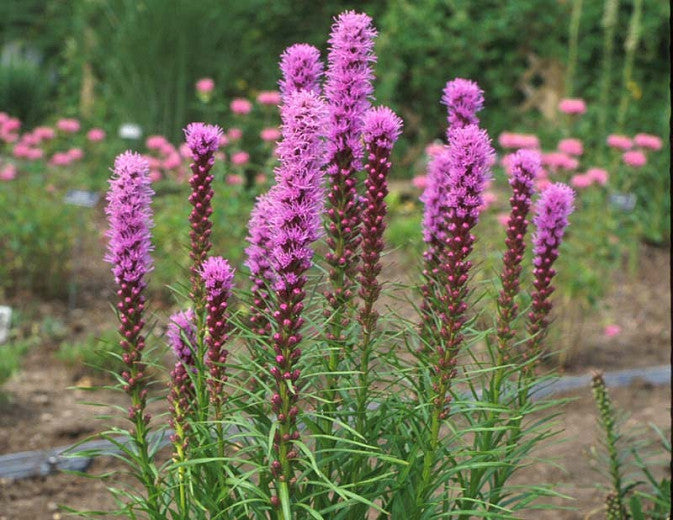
[586, 168, 609, 186]
[542, 152, 578, 171]
[633, 133, 663, 151]
[480, 191, 498, 211]
[45, 183, 56, 193]
[12, 144, 31, 159]
[498, 132, 540, 149]
[25, 148, 43, 160]
[622, 150, 647, 167]
[49, 152, 72, 166]
[146, 135, 168, 150]
[33, 126, 55, 140]
[424, 142, 445, 157]
[260, 127, 281, 142]
[226, 174, 244, 185]
[227, 128, 242, 141]
[218, 134, 229, 147]
[231, 98, 252, 115]
[2, 116, 21, 132]
[535, 177, 552, 191]
[603, 324, 622, 337]
[231, 151, 249, 166]
[215, 151, 226, 163]
[255, 173, 267, 185]
[87, 128, 106, 142]
[149, 170, 162, 182]
[163, 152, 182, 170]
[179, 143, 192, 159]
[20, 133, 40, 146]
[558, 98, 586, 115]
[606, 134, 632, 150]
[56, 118, 80, 133]
[412, 175, 428, 190]
[557, 138, 583, 156]
[196, 77, 215, 94]
[570, 174, 592, 189]
[0, 163, 17, 181]
[67, 148, 84, 161]
[496, 212, 509, 227]
[256, 90, 281, 105]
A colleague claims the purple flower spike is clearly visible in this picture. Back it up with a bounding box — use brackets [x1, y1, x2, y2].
[359, 106, 402, 324]
[420, 124, 494, 419]
[441, 78, 484, 133]
[497, 150, 540, 355]
[245, 191, 276, 336]
[279, 43, 324, 99]
[167, 309, 197, 365]
[324, 10, 377, 346]
[527, 183, 575, 362]
[200, 256, 235, 410]
[167, 308, 197, 452]
[184, 122, 223, 312]
[266, 90, 327, 487]
[104, 151, 154, 424]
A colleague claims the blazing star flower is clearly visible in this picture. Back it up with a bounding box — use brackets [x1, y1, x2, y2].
[167, 309, 197, 365]
[498, 132, 541, 150]
[104, 151, 154, 423]
[527, 183, 575, 362]
[441, 78, 484, 132]
[496, 149, 540, 355]
[146, 135, 168, 150]
[231, 151, 250, 166]
[260, 127, 281, 142]
[571, 173, 593, 189]
[558, 98, 586, 115]
[86, 128, 106, 142]
[279, 43, 324, 99]
[257, 90, 282, 105]
[56, 118, 81, 133]
[0, 163, 17, 181]
[586, 167, 609, 186]
[195, 77, 215, 94]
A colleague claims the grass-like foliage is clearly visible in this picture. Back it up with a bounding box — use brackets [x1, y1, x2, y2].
[70, 10, 582, 519]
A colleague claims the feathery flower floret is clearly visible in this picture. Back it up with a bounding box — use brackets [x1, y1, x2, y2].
[441, 78, 484, 131]
[184, 123, 223, 159]
[279, 44, 324, 98]
[105, 152, 154, 285]
[201, 256, 235, 296]
[167, 309, 197, 365]
[362, 106, 403, 147]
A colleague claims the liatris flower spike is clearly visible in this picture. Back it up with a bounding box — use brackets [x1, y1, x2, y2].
[266, 90, 327, 492]
[497, 149, 539, 357]
[441, 78, 484, 134]
[105, 151, 154, 425]
[201, 256, 235, 412]
[184, 123, 223, 313]
[323, 10, 377, 343]
[526, 183, 575, 364]
[167, 309, 197, 451]
[279, 43, 324, 99]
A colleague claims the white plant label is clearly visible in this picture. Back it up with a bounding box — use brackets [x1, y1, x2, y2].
[0, 306, 11, 344]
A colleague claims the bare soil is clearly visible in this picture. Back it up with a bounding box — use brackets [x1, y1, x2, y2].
[0, 242, 669, 519]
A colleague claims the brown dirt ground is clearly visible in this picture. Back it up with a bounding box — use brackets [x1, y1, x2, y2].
[0, 240, 669, 519]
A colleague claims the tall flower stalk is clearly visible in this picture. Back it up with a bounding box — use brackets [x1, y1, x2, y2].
[184, 123, 223, 318]
[104, 151, 159, 514]
[323, 11, 377, 352]
[496, 149, 539, 365]
[526, 183, 575, 368]
[279, 43, 324, 100]
[441, 78, 484, 134]
[356, 106, 402, 431]
[262, 90, 327, 510]
[418, 125, 494, 500]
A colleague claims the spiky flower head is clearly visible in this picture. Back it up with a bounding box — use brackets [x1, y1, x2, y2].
[167, 309, 197, 365]
[362, 106, 403, 149]
[184, 123, 223, 159]
[104, 151, 154, 284]
[532, 183, 575, 260]
[441, 78, 484, 130]
[279, 44, 324, 99]
[508, 149, 540, 191]
[201, 256, 235, 298]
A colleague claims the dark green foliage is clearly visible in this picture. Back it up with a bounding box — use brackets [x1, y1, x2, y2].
[0, 54, 53, 128]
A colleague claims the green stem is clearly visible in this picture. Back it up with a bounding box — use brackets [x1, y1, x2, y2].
[565, 0, 584, 97]
[617, 0, 643, 131]
[598, 0, 620, 147]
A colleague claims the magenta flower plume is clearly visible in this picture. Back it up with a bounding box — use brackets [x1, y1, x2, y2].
[441, 78, 484, 134]
[279, 43, 324, 99]
[166, 309, 197, 451]
[527, 183, 575, 361]
[200, 256, 235, 411]
[245, 191, 276, 336]
[266, 90, 327, 488]
[496, 149, 539, 354]
[324, 10, 377, 346]
[104, 151, 154, 424]
[420, 125, 494, 418]
[359, 106, 402, 325]
[184, 122, 223, 311]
